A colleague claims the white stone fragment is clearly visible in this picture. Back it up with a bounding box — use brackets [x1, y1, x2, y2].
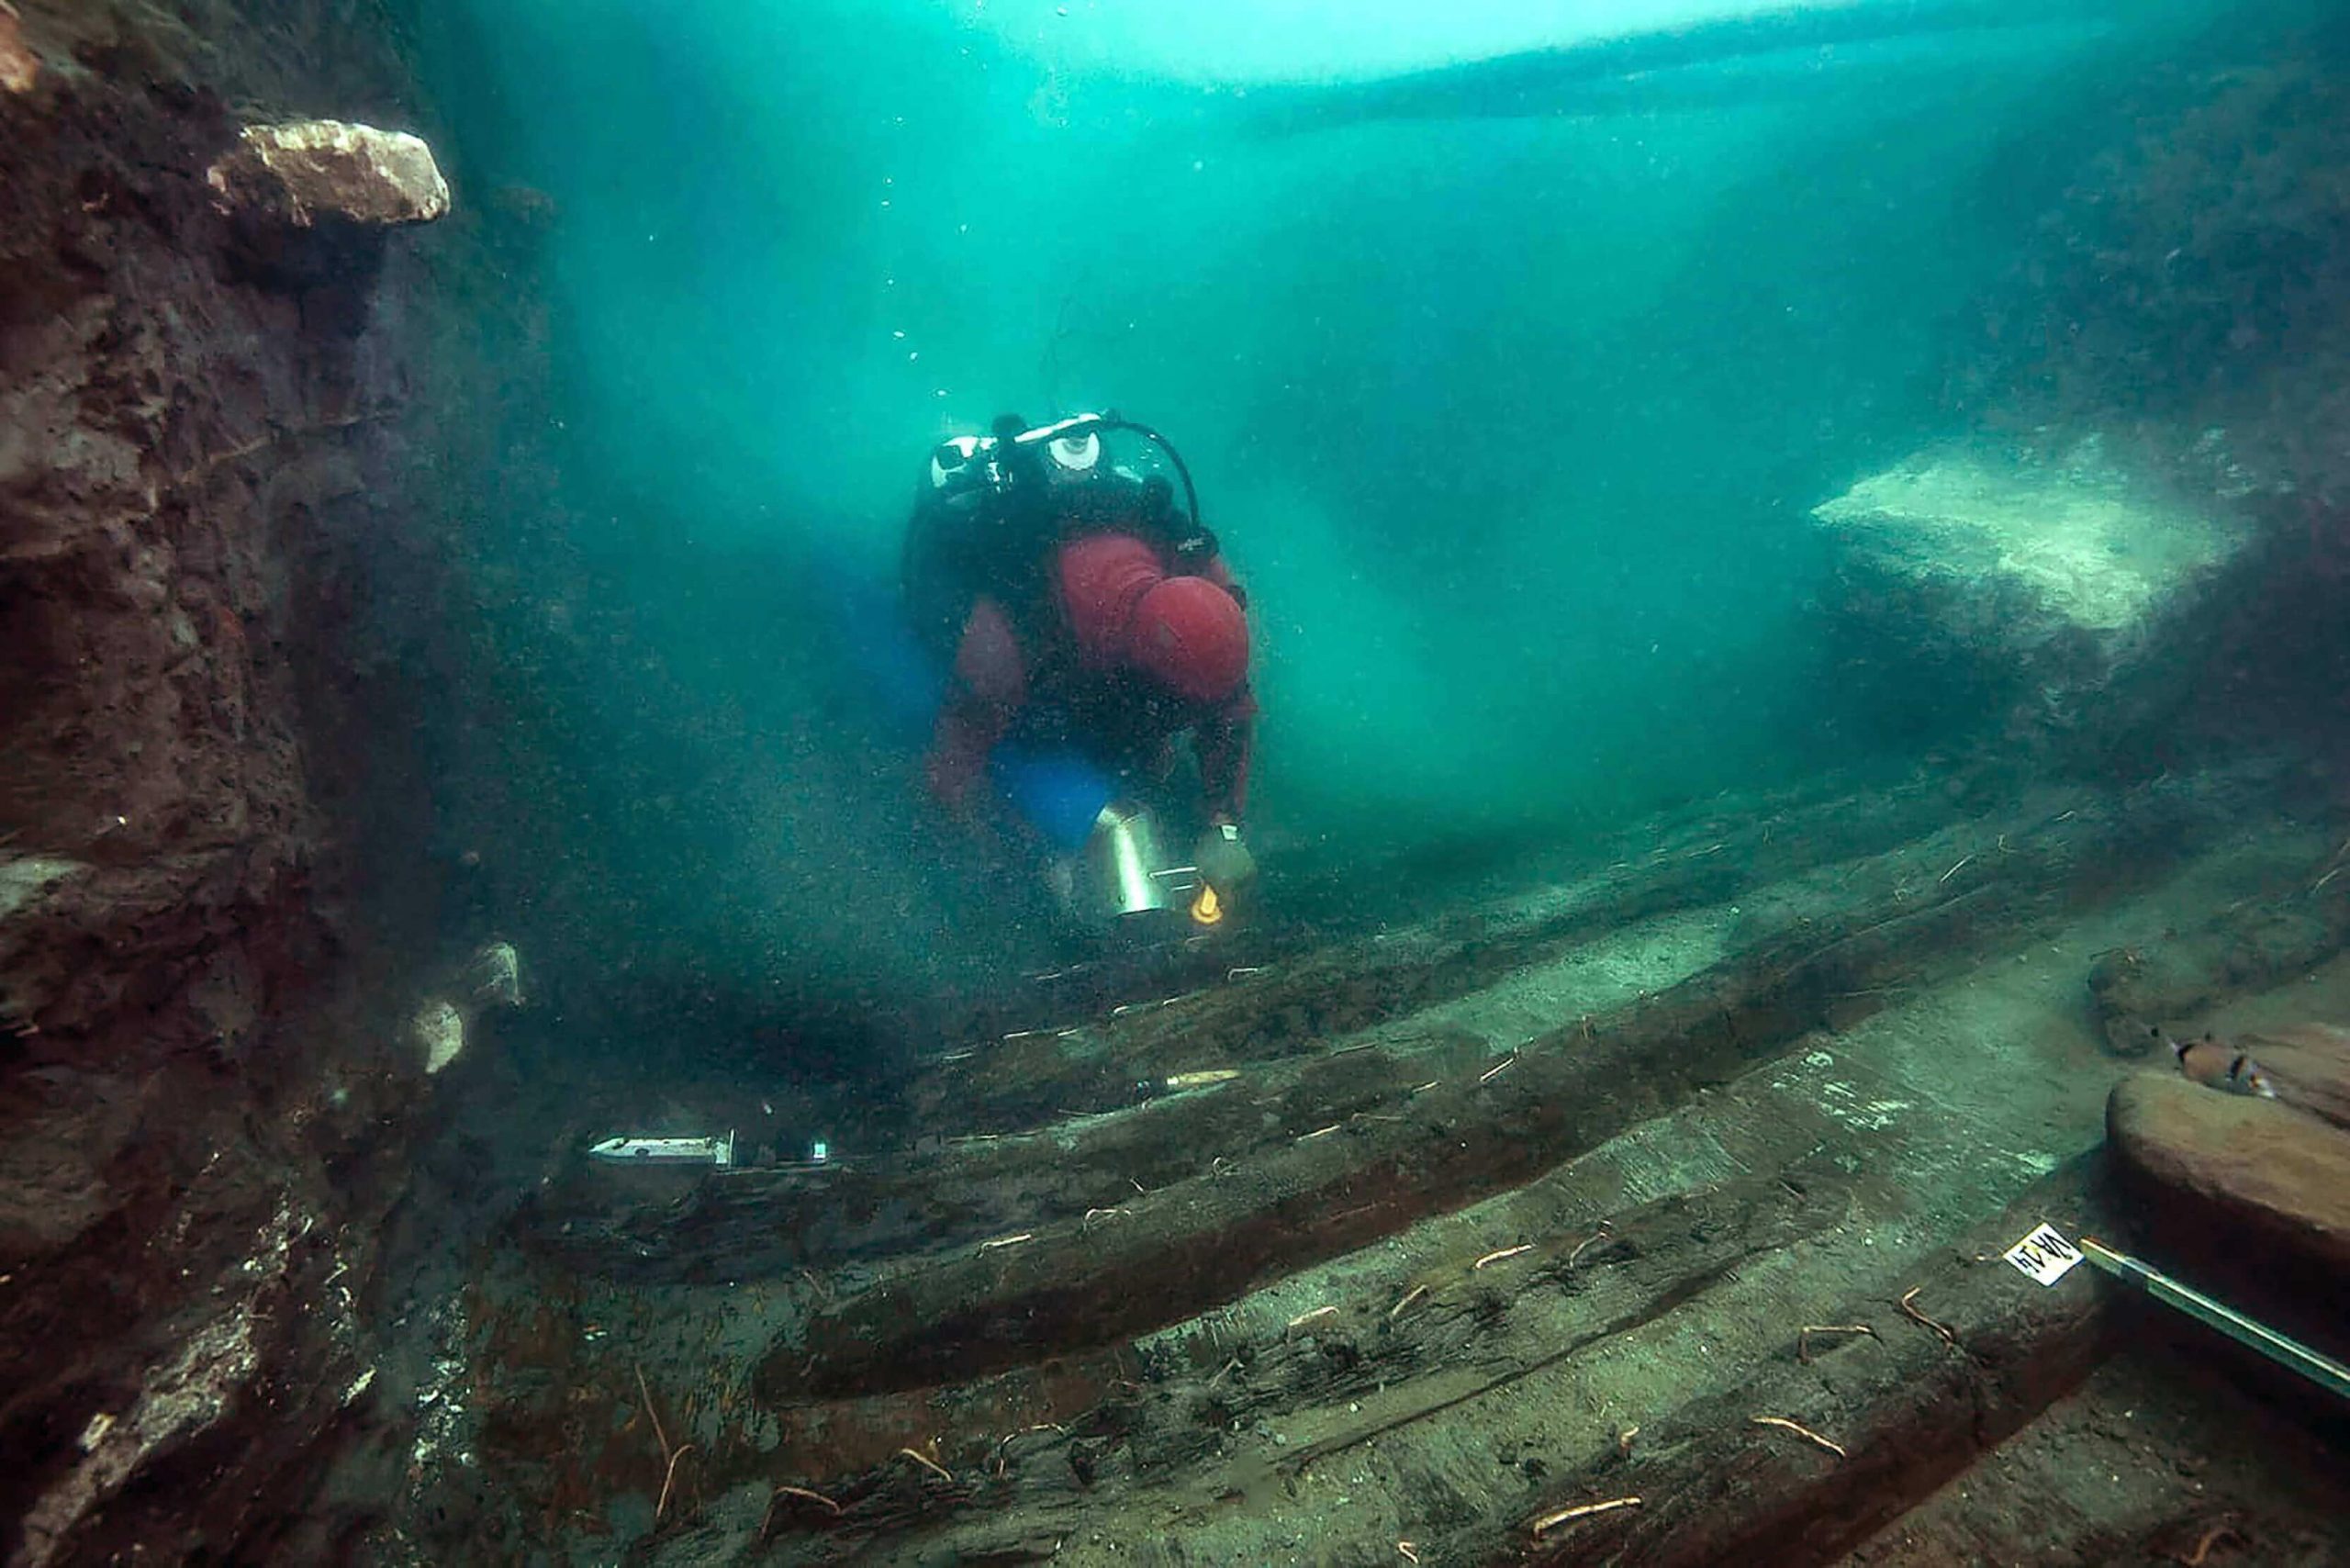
[206, 119, 452, 228]
[464, 940, 523, 1009]
[412, 1000, 464, 1076]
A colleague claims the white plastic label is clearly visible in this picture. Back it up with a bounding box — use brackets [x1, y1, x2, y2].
[2002, 1222, 2084, 1286]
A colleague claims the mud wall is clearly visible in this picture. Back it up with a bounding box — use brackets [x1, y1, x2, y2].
[1950, 18, 2350, 772]
[0, 4, 471, 1561]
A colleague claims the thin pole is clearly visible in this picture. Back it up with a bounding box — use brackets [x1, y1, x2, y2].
[2079, 1236, 2350, 1401]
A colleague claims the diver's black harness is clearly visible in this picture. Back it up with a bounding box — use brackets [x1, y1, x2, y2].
[901, 409, 1230, 666]
[978, 410, 1218, 570]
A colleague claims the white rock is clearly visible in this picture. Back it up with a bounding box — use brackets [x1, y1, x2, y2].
[412, 1001, 464, 1076]
[464, 940, 523, 1009]
[206, 119, 452, 229]
[1811, 442, 2254, 735]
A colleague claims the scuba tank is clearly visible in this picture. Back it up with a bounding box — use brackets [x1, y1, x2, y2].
[916, 411, 1216, 569]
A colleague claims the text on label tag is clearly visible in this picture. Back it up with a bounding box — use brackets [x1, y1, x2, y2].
[2002, 1221, 2083, 1286]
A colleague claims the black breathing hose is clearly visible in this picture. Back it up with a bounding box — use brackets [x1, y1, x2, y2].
[1012, 412, 1203, 538]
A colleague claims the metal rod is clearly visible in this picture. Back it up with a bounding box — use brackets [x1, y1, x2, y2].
[2079, 1236, 2350, 1401]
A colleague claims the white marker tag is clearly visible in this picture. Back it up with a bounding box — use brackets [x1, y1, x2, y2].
[2002, 1222, 2084, 1286]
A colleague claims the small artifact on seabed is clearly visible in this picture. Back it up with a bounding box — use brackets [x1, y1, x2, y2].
[1162, 1068, 1241, 1091]
[588, 1132, 738, 1168]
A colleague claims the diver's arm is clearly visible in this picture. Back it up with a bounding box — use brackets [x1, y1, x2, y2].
[924, 598, 1026, 812]
[1195, 684, 1258, 827]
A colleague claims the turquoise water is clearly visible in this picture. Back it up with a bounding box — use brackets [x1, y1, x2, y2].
[403, 0, 2271, 992]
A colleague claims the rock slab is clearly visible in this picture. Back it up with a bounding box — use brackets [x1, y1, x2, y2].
[1813, 442, 2252, 744]
[2106, 1071, 2350, 1282]
[207, 118, 451, 228]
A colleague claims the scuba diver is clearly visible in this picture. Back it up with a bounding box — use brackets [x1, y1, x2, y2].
[901, 412, 1259, 937]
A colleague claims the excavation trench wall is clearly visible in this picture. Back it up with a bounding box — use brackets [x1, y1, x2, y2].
[0, 6, 481, 1562]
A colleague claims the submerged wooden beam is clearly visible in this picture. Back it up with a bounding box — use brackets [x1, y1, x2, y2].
[756, 784, 2231, 1399]
[1483, 1159, 2129, 1568]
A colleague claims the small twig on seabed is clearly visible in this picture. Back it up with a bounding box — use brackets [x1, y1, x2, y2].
[1567, 1219, 1616, 1270]
[1899, 1285, 1961, 1347]
[1796, 1323, 1880, 1363]
[1286, 1305, 1339, 1333]
[759, 1484, 841, 1540]
[1938, 853, 1975, 884]
[1751, 1415, 1847, 1459]
[633, 1362, 694, 1523]
[655, 1445, 696, 1523]
[2177, 1521, 2244, 1566]
[1387, 1284, 1429, 1322]
[1528, 1495, 1642, 1536]
[633, 1364, 670, 1456]
[1472, 1244, 1534, 1271]
[898, 1446, 956, 1483]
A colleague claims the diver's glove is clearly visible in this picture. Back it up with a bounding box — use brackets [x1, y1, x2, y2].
[1193, 820, 1258, 895]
